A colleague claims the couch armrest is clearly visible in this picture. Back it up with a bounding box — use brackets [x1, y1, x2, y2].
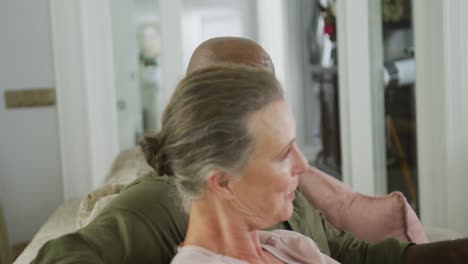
[13, 199, 81, 264]
[425, 226, 464, 242]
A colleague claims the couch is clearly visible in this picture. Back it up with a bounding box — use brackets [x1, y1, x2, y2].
[14, 147, 461, 263]
[14, 147, 153, 264]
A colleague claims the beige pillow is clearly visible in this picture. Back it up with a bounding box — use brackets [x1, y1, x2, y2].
[77, 146, 154, 229]
[76, 183, 126, 228]
[105, 168, 142, 186]
[104, 146, 153, 184]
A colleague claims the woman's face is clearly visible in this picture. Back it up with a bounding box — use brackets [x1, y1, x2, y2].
[228, 99, 308, 229]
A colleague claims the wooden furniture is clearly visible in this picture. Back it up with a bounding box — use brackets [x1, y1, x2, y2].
[0, 200, 11, 264]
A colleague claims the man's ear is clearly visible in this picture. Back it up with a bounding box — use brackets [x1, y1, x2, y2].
[207, 171, 235, 199]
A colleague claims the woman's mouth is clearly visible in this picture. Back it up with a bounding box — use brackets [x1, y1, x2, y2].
[287, 191, 296, 201]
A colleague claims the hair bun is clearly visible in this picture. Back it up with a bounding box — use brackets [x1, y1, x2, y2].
[140, 135, 173, 176]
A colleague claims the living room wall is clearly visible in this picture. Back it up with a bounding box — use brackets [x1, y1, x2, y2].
[0, 0, 64, 244]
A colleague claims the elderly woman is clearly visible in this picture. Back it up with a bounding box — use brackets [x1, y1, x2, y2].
[141, 64, 338, 264]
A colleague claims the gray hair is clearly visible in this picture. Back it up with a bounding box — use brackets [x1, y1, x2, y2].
[141, 64, 283, 211]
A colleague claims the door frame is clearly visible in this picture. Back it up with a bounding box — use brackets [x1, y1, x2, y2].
[413, 0, 468, 234]
[50, 0, 185, 199]
[336, 0, 386, 195]
[49, 0, 119, 199]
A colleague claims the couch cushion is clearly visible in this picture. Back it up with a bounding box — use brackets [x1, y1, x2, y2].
[76, 184, 127, 228]
[14, 199, 81, 264]
[77, 146, 155, 229]
[104, 146, 153, 185]
[299, 166, 428, 243]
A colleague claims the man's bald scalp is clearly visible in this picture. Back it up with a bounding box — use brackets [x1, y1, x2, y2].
[186, 37, 275, 74]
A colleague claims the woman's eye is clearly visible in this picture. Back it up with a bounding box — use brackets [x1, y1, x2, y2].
[281, 148, 292, 160]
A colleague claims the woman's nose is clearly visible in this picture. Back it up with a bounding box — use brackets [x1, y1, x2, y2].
[292, 146, 308, 175]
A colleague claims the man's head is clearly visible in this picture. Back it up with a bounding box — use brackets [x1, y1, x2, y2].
[186, 37, 275, 75]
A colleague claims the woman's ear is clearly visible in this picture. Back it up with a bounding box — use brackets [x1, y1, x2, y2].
[207, 171, 235, 199]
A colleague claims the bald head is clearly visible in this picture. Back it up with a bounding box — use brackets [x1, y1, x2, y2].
[186, 37, 275, 75]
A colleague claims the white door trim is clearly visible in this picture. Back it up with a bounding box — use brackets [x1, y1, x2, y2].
[413, 0, 448, 229]
[256, 0, 308, 156]
[49, 0, 119, 199]
[443, 0, 468, 235]
[414, 0, 468, 234]
[336, 0, 386, 194]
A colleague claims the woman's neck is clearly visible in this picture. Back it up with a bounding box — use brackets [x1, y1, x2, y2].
[183, 197, 268, 263]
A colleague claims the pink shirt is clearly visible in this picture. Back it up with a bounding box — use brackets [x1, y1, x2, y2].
[171, 230, 341, 264]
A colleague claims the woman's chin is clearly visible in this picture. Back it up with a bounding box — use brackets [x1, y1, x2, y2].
[279, 203, 294, 222]
[257, 202, 294, 228]
[259, 210, 293, 229]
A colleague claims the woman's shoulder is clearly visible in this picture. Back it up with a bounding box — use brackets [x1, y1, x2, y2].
[171, 246, 247, 264]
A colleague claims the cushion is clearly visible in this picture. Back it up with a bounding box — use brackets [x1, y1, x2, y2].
[299, 166, 428, 243]
[104, 146, 153, 185]
[76, 183, 126, 228]
[424, 226, 463, 242]
[77, 146, 154, 228]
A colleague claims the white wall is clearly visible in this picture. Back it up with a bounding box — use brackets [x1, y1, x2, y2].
[157, 0, 185, 111]
[383, 28, 413, 61]
[256, 0, 320, 161]
[282, 1, 308, 155]
[181, 0, 258, 70]
[0, 0, 63, 244]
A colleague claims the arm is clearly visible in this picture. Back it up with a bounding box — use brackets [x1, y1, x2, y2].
[32, 233, 106, 264]
[32, 208, 172, 264]
[292, 189, 411, 263]
[404, 238, 468, 263]
[321, 214, 411, 264]
[33, 175, 189, 264]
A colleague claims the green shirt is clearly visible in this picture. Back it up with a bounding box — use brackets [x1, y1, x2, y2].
[33, 172, 410, 263]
